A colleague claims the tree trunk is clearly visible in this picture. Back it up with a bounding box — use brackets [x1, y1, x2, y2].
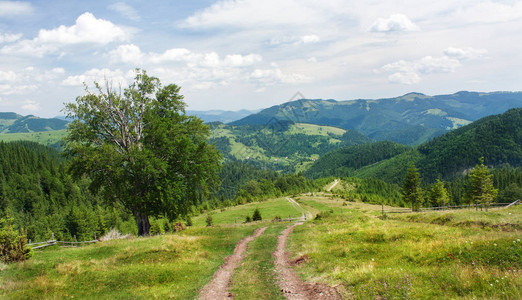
[135, 211, 151, 236]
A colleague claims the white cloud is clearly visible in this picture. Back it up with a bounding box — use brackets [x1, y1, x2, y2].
[180, 0, 326, 29]
[0, 32, 22, 43]
[388, 72, 421, 84]
[21, 100, 40, 111]
[1, 12, 130, 57]
[452, 1, 522, 24]
[0, 84, 37, 95]
[109, 44, 144, 63]
[108, 2, 141, 21]
[0, 70, 18, 82]
[381, 48, 485, 84]
[300, 34, 320, 44]
[250, 67, 311, 84]
[444, 47, 487, 60]
[38, 12, 129, 45]
[0, 1, 33, 17]
[62, 68, 129, 86]
[369, 14, 419, 32]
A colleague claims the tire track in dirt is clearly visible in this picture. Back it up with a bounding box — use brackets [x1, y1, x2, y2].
[274, 223, 341, 300]
[286, 197, 312, 220]
[199, 227, 268, 300]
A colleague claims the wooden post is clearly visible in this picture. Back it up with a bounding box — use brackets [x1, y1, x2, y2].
[74, 235, 77, 247]
[94, 232, 96, 240]
[51, 232, 54, 241]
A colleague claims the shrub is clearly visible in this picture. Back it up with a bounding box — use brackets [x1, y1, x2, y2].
[185, 216, 193, 227]
[245, 216, 252, 223]
[0, 217, 32, 263]
[206, 215, 213, 227]
[173, 222, 186, 232]
[252, 208, 262, 221]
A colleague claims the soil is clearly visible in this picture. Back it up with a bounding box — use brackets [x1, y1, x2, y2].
[198, 227, 268, 300]
[273, 223, 341, 300]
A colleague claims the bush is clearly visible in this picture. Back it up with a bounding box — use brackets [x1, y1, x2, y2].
[185, 215, 193, 227]
[173, 222, 186, 232]
[252, 208, 262, 221]
[206, 215, 213, 227]
[245, 216, 252, 223]
[0, 217, 32, 263]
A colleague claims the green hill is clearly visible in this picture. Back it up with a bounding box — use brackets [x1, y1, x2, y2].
[231, 91, 522, 145]
[209, 121, 371, 173]
[0, 113, 68, 133]
[307, 108, 522, 184]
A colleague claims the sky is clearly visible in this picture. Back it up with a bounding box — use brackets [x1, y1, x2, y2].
[0, 0, 521, 117]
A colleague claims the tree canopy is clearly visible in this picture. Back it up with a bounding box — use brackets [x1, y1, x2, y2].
[63, 70, 221, 236]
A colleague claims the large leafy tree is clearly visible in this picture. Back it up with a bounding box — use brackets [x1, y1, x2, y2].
[402, 163, 424, 211]
[465, 157, 498, 211]
[63, 70, 221, 236]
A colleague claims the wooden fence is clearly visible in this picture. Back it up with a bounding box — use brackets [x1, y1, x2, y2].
[382, 200, 520, 214]
[28, 232, 98, 249]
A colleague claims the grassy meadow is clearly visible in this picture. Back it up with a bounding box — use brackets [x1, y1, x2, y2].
[0, 225, 261, 299]
[0, 130, 66, 147]
[1, 193, 520, 299]
[288, 197, 522, 299]
[192, 197, 307, 226]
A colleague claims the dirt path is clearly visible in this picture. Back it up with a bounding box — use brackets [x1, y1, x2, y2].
[286, 197, 312, 220]
[326, 179, 339, 192]
[199, 227, 268, 300]
[274, 224, 341, 299]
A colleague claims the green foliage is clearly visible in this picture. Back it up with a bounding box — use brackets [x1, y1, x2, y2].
[205, 215, 213, 227]
[465, 158, 499, 209]
[0, 216, 32, 263]
[252, 208, 262, 221]
[63, 70, 221, 236]
[428, 179, 450, 207]
[185, 215, 193, 227]
[305, 141, 411, 179]
[244, 215, 252, 223]
[402, 163, 424, 211]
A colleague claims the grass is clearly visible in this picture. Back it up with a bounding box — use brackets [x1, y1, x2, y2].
[0, 225, 260, 299]
[288, 197, 522, 299]
[193, 198, 307, 226]
[0, 130, 66, 147]
[229, 224, 286, 299]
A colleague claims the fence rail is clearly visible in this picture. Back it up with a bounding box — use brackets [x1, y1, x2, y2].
[383, 200, 520, 214]
[28, 233, 98, 250]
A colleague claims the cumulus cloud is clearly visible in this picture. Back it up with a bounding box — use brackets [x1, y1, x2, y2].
[444, 46, 487, 60]
[381, 47, 487, 84]
[300, 34, 320, 44]
[21, 100, 40, 111]
[0, 84, 37, 95]
[0, 32, 22, 43]
[369, 14, 419, 33]
[0, 70, 18, 82]
[61, 68, 129, 86]
[250, 67, 311, 84]
[109, 2, 141, 21]
[1, 12, 130, 57]
[109, 44, 262, 68]
[38, 12, 129, 45]
[180, 0, 325, 29]
[0, 1, 33, 17]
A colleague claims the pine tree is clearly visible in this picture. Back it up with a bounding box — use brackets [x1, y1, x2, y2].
[429, 179, 450, 208]
[252, 208, 262, 221]
[465, 157, 498, 211]
[402, 163, 423, 211]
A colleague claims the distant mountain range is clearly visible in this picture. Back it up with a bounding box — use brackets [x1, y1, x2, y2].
[186, 109, 260, 123]
[0, 112, 68, 133]
[231, 91, 522, 145]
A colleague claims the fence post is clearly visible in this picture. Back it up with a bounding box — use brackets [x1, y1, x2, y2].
[74, 235, 77, 247]
[94, 232, 96, 240]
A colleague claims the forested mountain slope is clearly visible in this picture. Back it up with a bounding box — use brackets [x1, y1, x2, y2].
[0, 113, 68, 133]
[307, 108, 522, 184]
[231, 91, 522, 145]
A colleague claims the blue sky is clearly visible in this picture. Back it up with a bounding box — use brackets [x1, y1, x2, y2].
[0, 0, 521, 117]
